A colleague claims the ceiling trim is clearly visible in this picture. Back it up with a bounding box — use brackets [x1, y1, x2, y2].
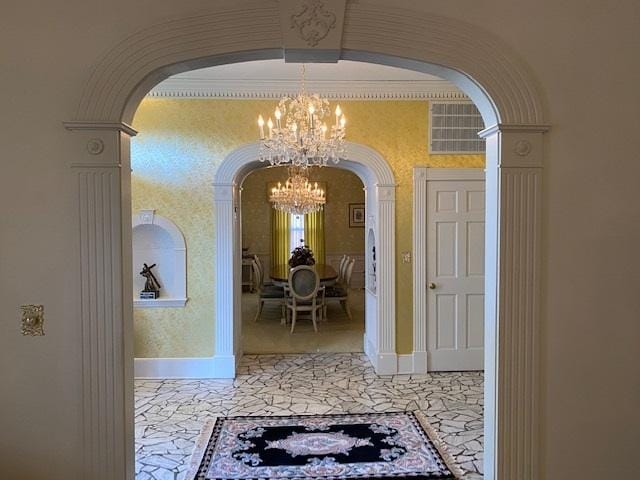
[147, 78, 468, 100]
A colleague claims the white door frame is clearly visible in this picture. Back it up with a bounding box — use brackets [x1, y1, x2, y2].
[413, 168, 486, 372]
[213, 142, 397, 377]
[63, 3, 549, 479]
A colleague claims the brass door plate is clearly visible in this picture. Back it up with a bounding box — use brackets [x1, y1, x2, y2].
[21, 305, 45, 336]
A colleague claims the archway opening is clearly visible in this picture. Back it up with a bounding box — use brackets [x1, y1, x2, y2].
[129, 58, 481, 478]
[239, 164, 367, 355]
[211, 138, 397, 377]
[68, 8, 548, 479]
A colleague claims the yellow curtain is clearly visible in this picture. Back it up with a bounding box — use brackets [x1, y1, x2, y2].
[271, 209, 290, 268]
[304, 210, 326, 264]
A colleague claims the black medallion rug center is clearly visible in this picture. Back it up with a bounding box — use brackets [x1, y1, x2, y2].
[187, 412, 460, 479]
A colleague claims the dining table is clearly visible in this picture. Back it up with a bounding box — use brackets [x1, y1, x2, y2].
[269, 263, 338, 286]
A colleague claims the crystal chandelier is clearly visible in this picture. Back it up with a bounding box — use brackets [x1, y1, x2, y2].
[269, 166, 326, 215]
[257, 65, 346, 167]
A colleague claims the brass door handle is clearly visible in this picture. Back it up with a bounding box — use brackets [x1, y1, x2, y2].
[428, 282, 436, 290]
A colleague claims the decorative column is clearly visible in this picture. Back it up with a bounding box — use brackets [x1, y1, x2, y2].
[412, 167, 428, 373]
[212, 182, 237, 378]
[233, 185, 243, 357]
[63, 121, 137, 480]
[480, 124, 547, 480]
[375, 184, 397, 374]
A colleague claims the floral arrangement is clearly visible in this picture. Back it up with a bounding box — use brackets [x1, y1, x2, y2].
[289, 239, 316, 267]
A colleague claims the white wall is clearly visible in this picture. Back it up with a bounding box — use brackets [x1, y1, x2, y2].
[1, 1, 639, 479]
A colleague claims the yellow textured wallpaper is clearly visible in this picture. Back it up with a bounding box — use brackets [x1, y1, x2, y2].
[131, 98, 483, 357]
[241, 167, 366, 257]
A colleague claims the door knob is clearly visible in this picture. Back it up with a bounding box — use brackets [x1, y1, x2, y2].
[428, 282, 436, 290]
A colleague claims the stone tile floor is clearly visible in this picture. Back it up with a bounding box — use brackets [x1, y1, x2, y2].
[135, 353, 484, 479]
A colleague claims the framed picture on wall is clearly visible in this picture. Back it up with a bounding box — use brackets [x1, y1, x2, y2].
[349, 203, 365, 228]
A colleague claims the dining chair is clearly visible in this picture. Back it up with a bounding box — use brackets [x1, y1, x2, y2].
[339, 255, 351, 285]
[286, 265, 325, 334]
[252, 255, 273, 287]
[251, 261, 285, 322]
[324, 258, 355, 320]
[337, 254, 348, 283]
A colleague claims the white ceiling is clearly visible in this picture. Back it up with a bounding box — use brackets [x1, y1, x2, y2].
[150, 60, 466, 100]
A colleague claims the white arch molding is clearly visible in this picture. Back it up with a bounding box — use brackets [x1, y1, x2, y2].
[213, 142, 396, 378]
[62, 2, 550, 480]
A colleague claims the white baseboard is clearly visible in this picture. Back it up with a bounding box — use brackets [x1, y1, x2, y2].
[364, 334, 399, 375]
[364, 335, 427, 375]
[397, 354, 413, 374]
[376, 353, 398, 375]
[398, 351, 428, 374]
[412, 351, 428, 374]
[364, 334, 379, 371]
[134, 355, 236, 379]
[212, 354, 236, 379]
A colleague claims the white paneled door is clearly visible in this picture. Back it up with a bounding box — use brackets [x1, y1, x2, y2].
[427, 173, 485, 371]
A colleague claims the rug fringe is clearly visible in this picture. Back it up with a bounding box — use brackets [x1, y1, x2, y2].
[414, 410, 465, 479]
[184, 417, 217, 480]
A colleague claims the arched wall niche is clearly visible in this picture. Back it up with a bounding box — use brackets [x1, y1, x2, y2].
[64, 3, 550, 480]
[132, 210, 188, 308]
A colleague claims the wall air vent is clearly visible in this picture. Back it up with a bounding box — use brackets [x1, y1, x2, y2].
[429, 102, 486, 154]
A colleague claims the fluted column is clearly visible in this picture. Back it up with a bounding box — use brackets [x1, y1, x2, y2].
[212, 183, 237, 377]
[375, 184, 397, 374]
[64, 121, 137, 480]
[412, 167, 429, 373]
[480, 124, 547, 480]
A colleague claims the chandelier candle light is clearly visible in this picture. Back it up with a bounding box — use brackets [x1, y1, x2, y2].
[269, 166, 326, 215]
[257, 65, 346, 167]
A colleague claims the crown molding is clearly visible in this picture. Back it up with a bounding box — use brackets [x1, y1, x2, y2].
[147, 78, 468, 100]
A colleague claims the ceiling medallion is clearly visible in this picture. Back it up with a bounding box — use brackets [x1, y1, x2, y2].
[290, 0, 337, 47]
[269, 166, 326, 215]
[257, 65, 346, 168]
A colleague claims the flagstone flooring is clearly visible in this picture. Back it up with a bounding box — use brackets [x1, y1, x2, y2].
[135, 353, 484, 479]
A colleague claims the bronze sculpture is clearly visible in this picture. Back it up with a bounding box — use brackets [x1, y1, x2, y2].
[140, 263, 161, 299]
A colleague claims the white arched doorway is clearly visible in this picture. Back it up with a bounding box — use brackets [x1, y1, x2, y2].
[212, 142, 396, 377]
[63, 3, 549, 479]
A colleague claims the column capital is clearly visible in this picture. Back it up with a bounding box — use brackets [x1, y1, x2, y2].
[63, 121, 138, 136]
[376, 184, 396, 201]
[64, 121, 136, 169]
[479, 123, 550, 137]
[212, 183, 235, 201]
[480, 123, 550, 169]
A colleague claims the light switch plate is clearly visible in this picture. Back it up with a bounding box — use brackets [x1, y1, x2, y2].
[21, 305, 45, 336]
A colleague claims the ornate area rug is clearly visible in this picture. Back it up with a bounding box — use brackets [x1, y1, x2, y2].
[186, 411, 462, 479]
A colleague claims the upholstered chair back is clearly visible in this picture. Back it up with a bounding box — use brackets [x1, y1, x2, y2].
[288, 266, 320, 301]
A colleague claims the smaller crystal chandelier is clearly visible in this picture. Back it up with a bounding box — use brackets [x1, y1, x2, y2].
[269, 166, 326, 215]
[257, 65, 346, 167]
